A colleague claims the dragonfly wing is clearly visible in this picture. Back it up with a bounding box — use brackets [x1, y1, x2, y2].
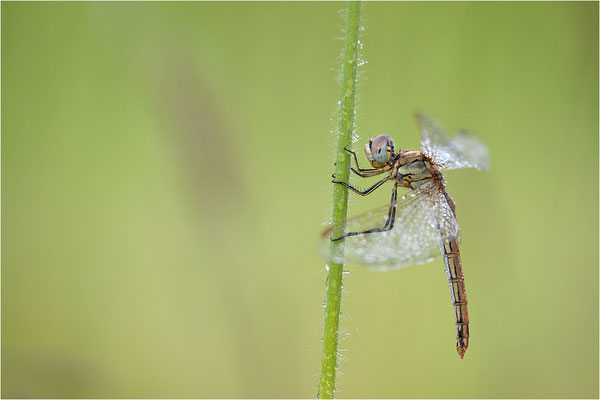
[447, 130, 490, 171]
[415, 111, 490, 171]
[319, 182, 460, 271]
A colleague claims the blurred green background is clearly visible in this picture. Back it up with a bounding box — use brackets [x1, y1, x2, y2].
[2, 1, 598, 398]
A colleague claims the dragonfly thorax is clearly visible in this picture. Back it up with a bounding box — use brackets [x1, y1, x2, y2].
[395, 152, 440, 190]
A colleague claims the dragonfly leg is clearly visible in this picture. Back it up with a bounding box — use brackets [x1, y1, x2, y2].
[344, 147, 387, 177]
[332, 182, 400, 241]
[350, 166, 388, 177]
[332, 175, 391, 196]
[344, 147, 368, 171]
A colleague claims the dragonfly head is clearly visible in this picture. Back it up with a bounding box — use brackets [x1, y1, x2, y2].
[365, 135, 395, 168]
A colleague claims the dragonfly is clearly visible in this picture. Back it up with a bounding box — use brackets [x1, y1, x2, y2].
[320, 111, 489, 359]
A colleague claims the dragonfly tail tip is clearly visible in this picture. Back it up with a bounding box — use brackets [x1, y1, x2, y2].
[457, 344, 468, 359]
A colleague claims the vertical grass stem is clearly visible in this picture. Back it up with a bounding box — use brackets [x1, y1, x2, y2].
[318, 2, 361, 398]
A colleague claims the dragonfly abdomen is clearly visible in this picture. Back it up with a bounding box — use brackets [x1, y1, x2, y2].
[442, 238, 469, 359]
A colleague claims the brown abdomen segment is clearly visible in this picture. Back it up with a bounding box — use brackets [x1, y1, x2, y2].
[442, 238, 469, 359]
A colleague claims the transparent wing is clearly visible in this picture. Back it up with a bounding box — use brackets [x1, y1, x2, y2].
[415, 111, 490, 171]
[319, 182, 460, 271]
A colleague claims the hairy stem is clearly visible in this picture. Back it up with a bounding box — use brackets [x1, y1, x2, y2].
[318, 1, 361, 398]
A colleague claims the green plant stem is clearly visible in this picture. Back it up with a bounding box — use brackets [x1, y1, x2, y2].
[318, 2, 361, 398]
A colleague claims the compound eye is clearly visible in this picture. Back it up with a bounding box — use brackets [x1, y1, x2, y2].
[370, 135, 394, 164]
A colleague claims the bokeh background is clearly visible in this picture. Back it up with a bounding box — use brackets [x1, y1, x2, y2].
[2, 1, 598, 398]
